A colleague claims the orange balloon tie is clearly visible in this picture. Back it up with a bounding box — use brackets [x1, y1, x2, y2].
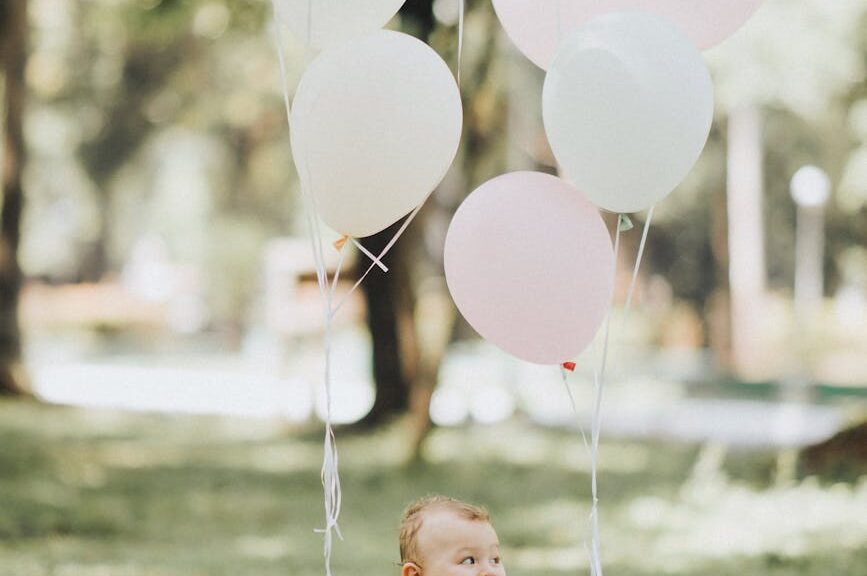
[333, 235, 349, 251]
[562, 362, 576, 372]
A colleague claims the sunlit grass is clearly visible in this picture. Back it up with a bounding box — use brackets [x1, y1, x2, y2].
[0, 399, 864, 576]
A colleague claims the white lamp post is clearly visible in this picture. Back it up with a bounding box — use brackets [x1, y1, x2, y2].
[790, 165, 831, 314]
[772, 166, 831, 464]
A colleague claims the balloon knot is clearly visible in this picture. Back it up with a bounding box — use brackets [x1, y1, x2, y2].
[618, 214, 634, 232]
[333, 235, 349, 251]
[562, 362, 577, 372]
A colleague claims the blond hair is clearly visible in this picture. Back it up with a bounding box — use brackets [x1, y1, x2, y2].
[399, 495, 491, 563]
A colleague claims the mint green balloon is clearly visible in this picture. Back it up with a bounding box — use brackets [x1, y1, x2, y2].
[543, 12, 713, 213]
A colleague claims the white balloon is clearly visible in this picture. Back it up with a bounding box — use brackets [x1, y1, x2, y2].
[492, 0, 765, 70]
[543, 12, 714, 213]
[273, 0, 406, 50]
[291, 30, 462, 238]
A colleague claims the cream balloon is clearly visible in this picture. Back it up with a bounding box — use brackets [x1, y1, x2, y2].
[273, 0, 406, 50]
[492, 0, 764, 69]
[543, 12, 713, 214]
[290, 30, 463, 238]
[444, 172, 614, 365]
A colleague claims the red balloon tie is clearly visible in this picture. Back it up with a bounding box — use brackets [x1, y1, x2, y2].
[562, 362, 576, 372]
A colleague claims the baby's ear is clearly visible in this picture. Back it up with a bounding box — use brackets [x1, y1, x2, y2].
[402, 562, 421, 576]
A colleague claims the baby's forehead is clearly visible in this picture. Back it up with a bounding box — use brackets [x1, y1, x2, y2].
[420, 507, 474, 526]
[417, 508, 497, 545]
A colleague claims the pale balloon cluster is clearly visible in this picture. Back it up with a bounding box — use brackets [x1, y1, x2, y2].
[279, 0, 764, 365]
[448, 1, 762, 366]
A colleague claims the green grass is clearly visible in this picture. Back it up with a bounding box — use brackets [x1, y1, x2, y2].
[1, 399, 865, 576]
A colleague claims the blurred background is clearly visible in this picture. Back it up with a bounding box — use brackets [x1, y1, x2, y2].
[0, 0, 865, 575]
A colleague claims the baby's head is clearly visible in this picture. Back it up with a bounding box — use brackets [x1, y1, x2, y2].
[399, 496, 505, 576]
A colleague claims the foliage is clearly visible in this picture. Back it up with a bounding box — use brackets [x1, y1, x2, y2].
[15, 0, 867, 338]
[1, 400, 865, 575]
[22, 0, 293, 329]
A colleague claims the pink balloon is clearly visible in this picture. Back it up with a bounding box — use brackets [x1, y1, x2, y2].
[492, 0, 764, 69]
[444, 172, 614, 365]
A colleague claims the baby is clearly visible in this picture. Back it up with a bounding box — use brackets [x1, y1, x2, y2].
[399, 496, 506, 576]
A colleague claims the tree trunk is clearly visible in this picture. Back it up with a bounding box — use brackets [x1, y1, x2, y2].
[708, 177, 733, 371]
[78, 35, 191, 281]
[356, 1, 437, 427]
[357, 219, 415, 426]
[799, 420, 867, 483]
[726, 104, 767, 379]
[0, 0, 31, 396]
[405, 275, 456, 463]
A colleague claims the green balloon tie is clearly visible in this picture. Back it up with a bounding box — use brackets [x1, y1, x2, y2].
[618, 214, 634, 232]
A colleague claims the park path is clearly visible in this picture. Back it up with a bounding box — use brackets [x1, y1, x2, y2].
[28, 330, 849, 448]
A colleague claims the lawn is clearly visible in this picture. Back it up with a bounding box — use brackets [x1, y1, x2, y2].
[1, 399, 865, 576]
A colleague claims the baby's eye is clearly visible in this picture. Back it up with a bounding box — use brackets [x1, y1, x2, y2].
[460, 557, 476, 565]
[492, 557, 502, 565]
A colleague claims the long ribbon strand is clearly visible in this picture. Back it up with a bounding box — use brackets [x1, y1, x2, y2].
[561, 208, 655, 576]
[272, 3, 468, 572]
[301, 159, 344, 576]
[271, 5, 433, 573]
[272, 3, 343, 575]
[586, 220, 622, 576]
[623, 206, 655, 315]
[457, 0, 465, 86]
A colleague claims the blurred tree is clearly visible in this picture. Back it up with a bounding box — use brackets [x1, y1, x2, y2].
[800, 421, 867, 483]
[0, 0, 31, 395]
[65, 0, 283, 334]
[356, 0, 438, 427]
[77, 0, 195, 281]
[723, 1, 865, 377]
[358, 1, 510, 443]
[641, 0, 867, 376]
[10, 0, 863, 421]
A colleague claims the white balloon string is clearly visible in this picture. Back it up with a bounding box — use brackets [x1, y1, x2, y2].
[560, 367, 590, 450]
[296, 0, 327, 299]
[612, 206, 655, 401]
[285, 154, 341, 575]
[271, 1, 326, 298]
[306, 167, 345, 576]
[586, 209, 655, 576]
[587, 221, 622, 576]
[271, 5, 344, 573]
[317, 254, 344, 576]
[589, 373, 603, 576]
[304, 165, 328, 294]
[622, 206, 655, 316]
[597, 222, 621, 388]
[330, 242, 348, 301]
[299, 165, 343, 576]
[331, 203, 424, 315]
[351, 239, 389, 273]
[293, 130, 420, 576]
[457, 0, 465, 87]
[271, 3, 294, 125]
[271, 4, 441, 572]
